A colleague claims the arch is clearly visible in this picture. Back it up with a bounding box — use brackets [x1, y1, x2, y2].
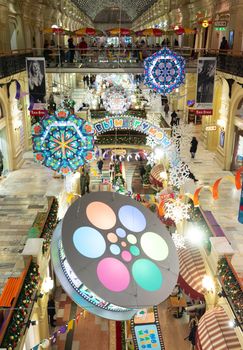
[94, 116, 180, 167]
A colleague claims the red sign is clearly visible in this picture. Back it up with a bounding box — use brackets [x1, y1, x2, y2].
[30, 110, 45, 117]
[194, 109, 213, 115]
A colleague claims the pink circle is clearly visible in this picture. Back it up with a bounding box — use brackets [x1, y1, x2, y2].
[86, 202, 116, 230]
[121, 251, 132, 262]
[121, 241, 127, 247]
[97, 258, 130, 292]
[107, 233, 118, 243]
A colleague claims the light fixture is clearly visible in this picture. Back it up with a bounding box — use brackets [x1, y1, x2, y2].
[14, 119, 22, 130]
[202, 275, 215, 293]
[228, 319, 242, 328]
[217, 119, 226, 130]
[41, 277, 54, 294]
[159, 171, 167, 180]
[185, 225, 204, 245]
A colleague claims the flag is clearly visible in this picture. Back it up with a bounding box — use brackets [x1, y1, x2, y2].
[51, 332, 57, 345]
[59, 325, 67, 334]
[68, 319, 74, 331]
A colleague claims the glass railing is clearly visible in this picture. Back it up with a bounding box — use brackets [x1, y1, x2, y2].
[0, 47, 243, 77]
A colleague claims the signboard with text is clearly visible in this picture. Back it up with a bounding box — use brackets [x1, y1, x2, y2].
[134, 324, 161, 350]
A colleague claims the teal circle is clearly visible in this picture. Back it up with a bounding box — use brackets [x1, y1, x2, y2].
[130, 245, 140, 256]
[132, 259, 162, 291]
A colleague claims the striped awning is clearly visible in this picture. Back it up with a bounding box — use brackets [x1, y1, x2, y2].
[177, 241, 206, 300]
[150, 164, 165, 187]
[197, 307, 242, 350]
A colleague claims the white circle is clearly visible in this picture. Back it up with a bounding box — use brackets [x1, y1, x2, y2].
[140, 232, 169, 261]
[127, 234, 137, 244]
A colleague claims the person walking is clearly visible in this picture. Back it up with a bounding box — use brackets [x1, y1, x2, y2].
[80, 172, 86, 195]
[0, 150, 3, 177]
[170, 110, 178, 127]
[186, 319, 198, 350]
[47, 296, 56, 327]
[97, 159, 104, 174]
[190, 136, 198, 159]
[164, 102, 169, 118]
[85, 172, 90, 193]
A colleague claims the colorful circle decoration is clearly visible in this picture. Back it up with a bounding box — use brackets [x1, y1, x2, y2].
[31, 108, 94, 175]
[60, 192, 179, 310]
[144, 47, 186, 95]
[102, 86, 131, 114]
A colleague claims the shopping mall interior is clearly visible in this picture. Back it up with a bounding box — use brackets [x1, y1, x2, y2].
[0, 0, 243, 349]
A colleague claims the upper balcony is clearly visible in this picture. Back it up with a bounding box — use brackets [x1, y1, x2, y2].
[0, 47, 242, 78]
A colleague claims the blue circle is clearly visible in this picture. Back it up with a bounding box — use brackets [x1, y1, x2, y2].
[110, 244, 121, 255]
[116, 228, 126, 238]
[73, 226, 106, 258]
[118, 205, 146, 232]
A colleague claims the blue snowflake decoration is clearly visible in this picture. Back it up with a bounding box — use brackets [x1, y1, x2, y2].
[32, 108, 94, 175]
[144, 47, 185, 95]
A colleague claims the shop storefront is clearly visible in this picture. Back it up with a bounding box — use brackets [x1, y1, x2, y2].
[231, 99, 243, 170]
[0, 102, 10, 176]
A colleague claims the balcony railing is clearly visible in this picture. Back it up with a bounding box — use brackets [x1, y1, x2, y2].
[0, 50, 33, 79]
[0, 47, 243, 78]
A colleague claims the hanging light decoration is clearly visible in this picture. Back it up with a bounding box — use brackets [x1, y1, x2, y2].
[32, 108, 94, 175]
[102, 86, 131, 114]
[144, 47, 185, 95]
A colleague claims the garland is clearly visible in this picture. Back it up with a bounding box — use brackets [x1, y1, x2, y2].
[218, 257, 243, 323]
[2, 263, 40, 350]
[96, 135, 146, 145]
[41, 198, 58, 253]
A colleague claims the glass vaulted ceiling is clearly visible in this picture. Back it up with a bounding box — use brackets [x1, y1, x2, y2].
[70, 0, 159, 22]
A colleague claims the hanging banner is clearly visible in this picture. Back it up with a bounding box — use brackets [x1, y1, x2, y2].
[195, 57, 216, 112]
[26, 57, 46, 110]
[134, 324, 161, 349]
[238, 181, 243, 224]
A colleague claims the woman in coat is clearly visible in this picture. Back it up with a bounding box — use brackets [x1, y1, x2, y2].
[190, 137, 198, 158]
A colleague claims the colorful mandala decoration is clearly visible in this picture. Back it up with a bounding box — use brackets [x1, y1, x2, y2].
[102, 86, 131, 114]
[144, 47, 185, 94]
[32, 108, 94, 175]
[51, 192, 179, 320]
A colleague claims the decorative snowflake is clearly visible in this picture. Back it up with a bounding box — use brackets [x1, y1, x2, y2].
[171, 123, 194, 152]
[146, 135, 159, 148]
[164, 198, 191, 224]
[168, 161, 190, 188]
[146, 153, 156, 166]
[172, 231, 186, 249]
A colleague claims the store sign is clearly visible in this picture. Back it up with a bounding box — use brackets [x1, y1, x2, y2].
[30, 109, 46, 117]
[214, 20, 227, 27]
[134, 324, 161, 350]
[195, 109, 213, 115]
[94, 116, 171, 147]
[205, 125, 217, 131]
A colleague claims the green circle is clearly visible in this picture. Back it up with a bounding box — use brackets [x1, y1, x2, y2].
[132, 259, 162, 291]
[130, 245, 140, 256]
